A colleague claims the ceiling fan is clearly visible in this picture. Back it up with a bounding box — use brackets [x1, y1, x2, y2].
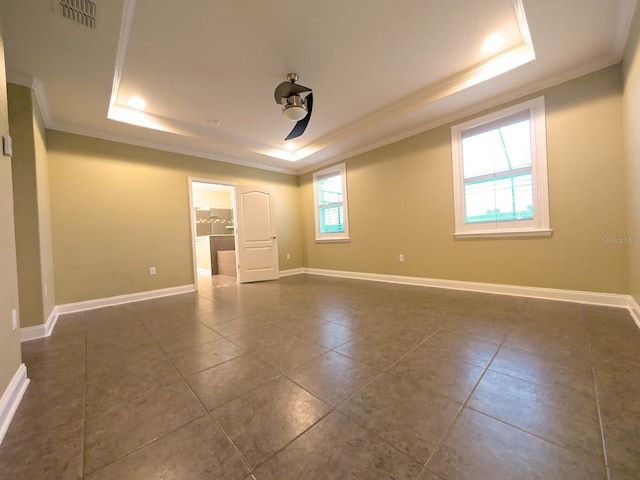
[274, 73, 313, 140]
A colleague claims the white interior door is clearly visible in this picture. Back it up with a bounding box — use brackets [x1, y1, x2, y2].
[235, 185, 279, 283]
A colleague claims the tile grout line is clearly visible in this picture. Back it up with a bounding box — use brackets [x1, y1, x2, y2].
[245, 322, 447, 472]
[137, 319, 257, 477]
[416, 318, 510, 480]
[582, 304, 611, 480]
[240, 324, 442, 472]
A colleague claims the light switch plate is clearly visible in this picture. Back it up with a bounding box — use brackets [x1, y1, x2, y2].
[3, 135, 12, 157]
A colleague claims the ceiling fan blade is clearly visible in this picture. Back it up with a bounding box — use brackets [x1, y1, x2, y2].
[285, 92, 313, 140]
[274, 81, 312, 104]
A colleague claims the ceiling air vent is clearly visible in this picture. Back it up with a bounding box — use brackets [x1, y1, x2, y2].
[58, 0, 97, 29]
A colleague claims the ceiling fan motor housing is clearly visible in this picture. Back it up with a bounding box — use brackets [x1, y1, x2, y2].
[282, 95, 308, 121]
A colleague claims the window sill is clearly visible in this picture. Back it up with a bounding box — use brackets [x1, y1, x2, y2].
[315, 237, 351, 244]
[454, 228, 553, 239]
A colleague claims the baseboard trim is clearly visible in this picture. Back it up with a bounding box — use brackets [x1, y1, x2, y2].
[629, 296, 640, 329]
[19, 272, 640, 343]
[20, 284, 195, 342]
[303, 267, 635, 310]
[20, 307, 59, 343]
[0, 364, 29, 446]
[279, 268, 305, 277]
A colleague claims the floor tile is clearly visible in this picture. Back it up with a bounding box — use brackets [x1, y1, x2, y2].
[429, 408, 606, 479]
[250, 336, 329, 373]
[213, 375, 331, 468]
[441, 317, 508, 344]
[609, 468, 640, 480]
[85, 346, 181, 415]
[410, 330, 500, 368]
[9, 374, 85, 433]
[468, 370, 602, 459]
[168, 336, 245, 376]
[145, 321, 223, 354]
[84, 380, 206, 474]
[286, 351, 376, 406]
[274, 317, 355, 349]
[503, 326, 590, 358]
[3, 275, 636, 478]
[253, 411, 423, 480]
[334, 330, 422, 371]
[187, 354, 280, 410]
[227, 325, 292, 350]
[85, 416, 249, 480]
[388, 351, 484, 403]
[489, 344, 594, 394]
[339, 369, 461, 463]
[0, 418, 83, 480]
[207, 314, 276, 337]
[596, 389, 640, 474]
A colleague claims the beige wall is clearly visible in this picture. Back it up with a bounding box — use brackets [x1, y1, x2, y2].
[32, 89, 56, 322]
[300, 65, 628, 294]
[8, 83, 56, 328]
[623, 5, 640, 305]
[8, 84, 42, 326]
[192, 186, 233, 209]
[0, 18, 23, 404]
[47, 131, 303, 304]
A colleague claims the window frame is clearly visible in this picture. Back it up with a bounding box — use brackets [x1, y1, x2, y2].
[312, 163, 350, 243]
[450, 96, 552, 239]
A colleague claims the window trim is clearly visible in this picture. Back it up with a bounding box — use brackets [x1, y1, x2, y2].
[312, 163, 350, 243]
[451, 96, 551, 239]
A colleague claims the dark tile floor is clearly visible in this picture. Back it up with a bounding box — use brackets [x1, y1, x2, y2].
[1, 274, 639, 479]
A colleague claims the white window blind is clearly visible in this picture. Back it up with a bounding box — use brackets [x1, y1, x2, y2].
[313, 163, 350, 242]
[451, 97, 551, 238]
[317, 171, 344, 234]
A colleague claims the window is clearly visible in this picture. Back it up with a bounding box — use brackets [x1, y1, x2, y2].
[313, 163, 350, 242]
[451, 96, 551, 238]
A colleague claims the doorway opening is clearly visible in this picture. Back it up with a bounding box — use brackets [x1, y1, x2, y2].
[189, 179, 237, 291]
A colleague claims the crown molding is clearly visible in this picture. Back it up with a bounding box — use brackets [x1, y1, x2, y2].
[47, 122, 298, 175]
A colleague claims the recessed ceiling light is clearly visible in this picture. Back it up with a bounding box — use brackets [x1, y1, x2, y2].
[284, 142, 297, 151]
[128, 96, 146, 110]
[207, 119, 220, 126]
[482, 34, 505, 54]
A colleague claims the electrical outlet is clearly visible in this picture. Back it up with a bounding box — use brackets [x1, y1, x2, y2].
[286, 253, 291, 260]
[11, 309, 17, 330]
[44, 284, 48, 297]
[150, 267, 156, 275]
[399, 254, 405, 262]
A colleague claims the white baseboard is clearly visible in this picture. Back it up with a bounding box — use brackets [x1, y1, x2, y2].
[279, 268, 305, 277]
[20, 307, 60, 343]
[629, 296, 640, 329]
[303, 268, 638, 319]
[18, 271, 640, 343]
[0, 364, 29, 446]
[20, 284, 195, 342]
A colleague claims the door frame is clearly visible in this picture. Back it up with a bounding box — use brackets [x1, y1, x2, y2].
[188, 177, 238, 292]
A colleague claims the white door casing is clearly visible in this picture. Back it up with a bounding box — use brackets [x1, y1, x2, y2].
[235, 185, 279, 283]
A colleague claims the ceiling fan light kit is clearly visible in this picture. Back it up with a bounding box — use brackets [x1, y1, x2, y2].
[282, 95, 307, 121]
[274, 73, 313, 140]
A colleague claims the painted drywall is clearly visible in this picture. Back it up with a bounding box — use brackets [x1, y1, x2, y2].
[47, 131, 303, 305]
[8, 84, 45, 328]
[32, 88, 56, 323]
[300, 65, 629, 294]
[623, 5, 640, 305]
[192, 186, 233, 209]
[0, 19, 24, 404]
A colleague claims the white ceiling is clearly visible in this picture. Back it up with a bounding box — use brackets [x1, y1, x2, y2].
[1, 0, 637, 174]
